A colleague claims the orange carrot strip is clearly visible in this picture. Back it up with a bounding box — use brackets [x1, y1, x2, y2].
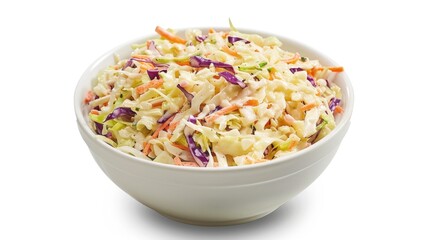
[139, 62, 155, 72]
[334, 106, 344, 114]
[284, 52, 301, 64]
[222, 45, 240, 57]
[135, 79, 164, 95]
[172, 143, 190, 151]
[151, 101, 163, 108]
[300, 103, 317, 112]
[167, 121, 180, 132]
[243, 99, 259, 107]
[142, 142, 151, 156]
[205, 99, 259, 123]
[84, 91, 94, 104]
[155, 26, 187, 44]
[313, 66, 344, 73]
[205, 104, 239, 123]
[176, 60, 191, 66]
[269, 69, 275, 80]
[152, 115, 175, 139]
[288, 141, 297, 150]
[208, 28, 215, 34]
[327, 66, 344, 72]
[146, 40, 151, 49]
[307, 68, 317, 78]
[131, 54, 150, 59]
[90, 109, 99, 115]
[173, 156, 182, 166]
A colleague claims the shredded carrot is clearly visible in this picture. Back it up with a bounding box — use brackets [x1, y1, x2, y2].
[90, 109, 99, 115]
[176, 60, 191, 66]
[84, 91, 94, 104]
[152, 115, 175, 139]
[222, 45, 240, 57]
[312, 66, 344, 73]
[146, 40, 151, 49]
[208, 28, 215, 34]
[328, 66, 344, 72]
[264, 121, 271, 129]
[131, 54, 150, 60]
[307, 68, 317, 78]
[172, 143, 190, 151]
[173, 156, 182, 166]
[139, 62, 155, 72]
[205, 104, 239, 123]
[155, 26, 187, 44]
[151, 101, 163, 108]
[167, 121, 180, 132]
[284, 52, 301, 64]
[205, 99, 260, 123]
[222, 32, 229, 38]
[142, 142, 151, 156]
[334, 106, 344, 114]
[243, 99, 259, 107]
[269, 69, 275, 80]
[300, 103, 317, 112]
[288, 141, 297, 150]
[135, 79, 164, 95]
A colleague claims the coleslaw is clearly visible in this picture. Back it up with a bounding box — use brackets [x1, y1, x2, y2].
[84, 22, 344, 167]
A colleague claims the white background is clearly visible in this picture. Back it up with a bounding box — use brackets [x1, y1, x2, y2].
[1, 0, 428, 239]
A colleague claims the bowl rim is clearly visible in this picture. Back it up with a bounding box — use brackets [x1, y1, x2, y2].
[74, 27, 354, 173]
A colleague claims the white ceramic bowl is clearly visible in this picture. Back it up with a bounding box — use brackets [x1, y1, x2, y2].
[74, 28, 353, 226]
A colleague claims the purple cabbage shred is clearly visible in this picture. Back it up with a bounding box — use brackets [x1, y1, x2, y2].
[208, 106, 222, 115]
[147, 40, 161, 55]
[147, 69, 167, 80]
[177, 84, 194, 101]
[195, 35, 208, 42]
[188, 115, 197, 124]
[289, 67, 303, 73]
[289, 67, 316, 87]
[122, 59, 136, 70]
[95, 122, 104, 135]
[190, 56, 235, 73]
[104, 107, 136, 122]
[185, 116, 208, 167]
[157, 112, 176, 124]
[329, 98, 341, 112]
[227, 36, 250, 44]
[218, 71, 247, 88]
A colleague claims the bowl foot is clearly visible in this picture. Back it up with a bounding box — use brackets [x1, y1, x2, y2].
[157, 207, 279, 226]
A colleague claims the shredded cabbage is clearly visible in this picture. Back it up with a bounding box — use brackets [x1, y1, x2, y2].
[84, 22, 344, 167]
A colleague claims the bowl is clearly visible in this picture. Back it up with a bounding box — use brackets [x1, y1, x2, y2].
[74, 28, 353, 226]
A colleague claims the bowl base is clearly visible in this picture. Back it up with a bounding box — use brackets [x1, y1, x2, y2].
[157, 207, 279, 226]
